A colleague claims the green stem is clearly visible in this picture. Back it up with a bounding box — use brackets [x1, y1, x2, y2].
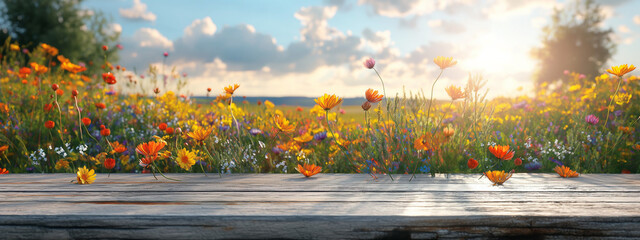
[426, 70, 444, 132]
[603, 76, 622, 129]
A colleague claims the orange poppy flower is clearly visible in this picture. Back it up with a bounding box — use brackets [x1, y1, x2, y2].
[488, 145, 515, 160]
[224, 84, 240, 95]
[443, 127, 454, 137]
[30, 62, 48, 74]
[0, 145, 8, 153]
[606, 64, 635, 77]
[165, 127, 175, 135]
[484, 170, 514, 186]
[0, 168, 8, 174]
[136, 141, 167, 160]
[296, 163, 322, 177]
[61, 61, 87, 74]
[95, 103, 106, 109]
[45, 120, 55, 129]
[82, 117, 91, 126]
[158, 123, 168, 131]
[414, 133, 440, 151]
[553, 165, 579, 178]
[18, 67, 31, 78]
[57, 55, 69, 63]
[110, 141, 127, 154]
[40, 43, 59, 56]
[365, 88, 383, 103]
[434, 56, 457, 70]
[315, 94, 343, 111]
[274, 114, 295, 133]
[445, 85, 465, 101]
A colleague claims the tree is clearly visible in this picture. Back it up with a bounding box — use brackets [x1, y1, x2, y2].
[531, 0, 615, 90]
[0, 0, 119, 71]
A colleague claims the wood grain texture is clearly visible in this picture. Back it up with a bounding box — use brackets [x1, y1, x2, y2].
[1, 173, 639, 239]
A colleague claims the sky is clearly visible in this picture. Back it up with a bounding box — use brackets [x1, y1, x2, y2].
[82, 0, 640, 100]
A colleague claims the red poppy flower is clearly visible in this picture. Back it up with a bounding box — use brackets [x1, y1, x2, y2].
[82, 117, 91, 126]
[467, 158, 478, 169]
[158, 123, 167, 131]
[104, 158, 115, 170]
[102, 72, 116, 84]
[45, 120, 55, 129]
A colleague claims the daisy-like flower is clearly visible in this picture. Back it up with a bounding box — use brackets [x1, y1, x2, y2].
[434, 56, 457, 70]
[224, 84, 240, 95]
[0, 168, 8, 174]
[484, 170, 515, 186]
[606, 64, 635, 77]
[136, 141, 167, 162]
[187, 126, 212, 142]
[76, 166, 96, 184]
[365, 88, 383, 103]
[554, 165, 579, 178]
[445, 85, 465, 101]
[110, 141, 127, 154]
[176, 148, 198, 170]
[315, 94, 343, 111]
[296, 163, 322, 177]
[274, 114, 296, 133]
[488, 145, 515, 160]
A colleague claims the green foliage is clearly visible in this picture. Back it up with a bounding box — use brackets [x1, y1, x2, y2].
[531, 0, 615, 90]
[0, 0, 119, 72]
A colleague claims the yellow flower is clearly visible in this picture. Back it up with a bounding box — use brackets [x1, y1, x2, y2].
[607, 64, 635, 77]
[76, 166, 96, 184]
[294, 134, 313, 143]
[613, 92, 632, 105]
[314, 94, 343, 111]
[264, 100, 275, 108]
[176, 148, 198, 170]
[187, 126, 212, 142]
[445, 85, 465, 100]
[224, 84, 240, 95]
[274, 114, 295, 133]
[484, 170, 514, 186]
[10, 44, 20, 51]
[434, 56, 457, 69]
[568, 84, 581, 92]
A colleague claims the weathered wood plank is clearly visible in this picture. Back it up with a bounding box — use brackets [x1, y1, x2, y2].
[1, 173, 639, 239]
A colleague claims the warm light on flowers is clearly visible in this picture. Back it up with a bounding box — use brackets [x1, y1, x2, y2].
[606, 64, 635, 77]
[176, 148, 198, 170]
[365, 88, 383, 103]
[274, 114, 296, 133]
[76, 166, 96, 184]
[40, 43, 58, 56]
[484, 170, 514, 186]
[296, 163, 322, 177]
[434, 56, 457, 69]
[554, 165, 579, 178]
[445, 85, 465, 101]
[0, 168, 8, 174]
[102, 72, 117, 84]
[488, 145, 515, 160]
[315, 94, 343, 111]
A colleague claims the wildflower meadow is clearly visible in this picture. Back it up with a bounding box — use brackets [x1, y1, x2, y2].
[0, 41, 638, 183]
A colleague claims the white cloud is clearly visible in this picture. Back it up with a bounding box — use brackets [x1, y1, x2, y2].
[184, 17, 217, 37]
[634, 15, 640, 25]
[357, 0, 475, 18]
[618, 25, 630, 33]
[119, 0, 157, 22]
[294, 6, 342, 44]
